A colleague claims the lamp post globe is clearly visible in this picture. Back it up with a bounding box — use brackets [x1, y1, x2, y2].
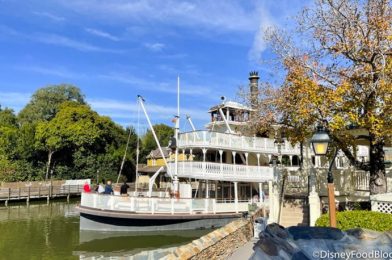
[310, 126, 331, 156]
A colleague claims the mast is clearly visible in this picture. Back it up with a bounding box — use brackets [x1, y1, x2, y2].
[173, 76, 180, 198]
[137, 95, 174, 179]
[135, 102, 141, 192]
[186, 115, 196, 131]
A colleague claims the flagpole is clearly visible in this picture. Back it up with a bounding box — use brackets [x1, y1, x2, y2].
[173, 75, 180, 198]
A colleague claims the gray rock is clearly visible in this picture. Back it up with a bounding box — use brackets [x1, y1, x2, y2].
[251, 224, 392, 260]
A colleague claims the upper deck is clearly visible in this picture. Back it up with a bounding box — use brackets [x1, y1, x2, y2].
[178, 130, 300, 155]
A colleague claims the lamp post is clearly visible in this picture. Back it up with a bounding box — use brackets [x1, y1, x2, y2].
[310, 126, 338, 228]
[310, 126, 338, 227]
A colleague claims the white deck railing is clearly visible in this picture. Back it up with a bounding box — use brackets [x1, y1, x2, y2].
[178, 131, 301, 155]
[371, 193, 392, 214]
[168, 161, 274, 182]
[80, 193, 259, 214]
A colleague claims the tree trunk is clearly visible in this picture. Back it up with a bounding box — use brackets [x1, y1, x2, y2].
[369, 140, 387, 195]
[45, 151, 54, 181]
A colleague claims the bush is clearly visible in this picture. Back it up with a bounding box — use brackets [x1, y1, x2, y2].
[315, 210, 392, 232]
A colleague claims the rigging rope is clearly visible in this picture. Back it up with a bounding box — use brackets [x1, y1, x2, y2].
[135, 98, 141, 192]
[116, 126, 132, 184]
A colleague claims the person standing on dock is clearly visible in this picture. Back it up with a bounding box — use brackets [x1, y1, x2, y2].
[83, 182, 91, 193]
[104, 180, 113, 195]
[120, 182, 129, 196]
[97, 180, 105, 194]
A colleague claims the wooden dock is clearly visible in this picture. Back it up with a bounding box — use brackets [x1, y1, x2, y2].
[0, 184, 84, 205]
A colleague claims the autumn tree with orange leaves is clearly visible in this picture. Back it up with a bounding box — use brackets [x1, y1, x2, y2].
[249, 0, 392, 194]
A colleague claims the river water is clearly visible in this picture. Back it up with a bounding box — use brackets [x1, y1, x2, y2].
[0, 199, 211, 259]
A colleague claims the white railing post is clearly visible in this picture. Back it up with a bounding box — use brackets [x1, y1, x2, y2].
[151, 198, 155, 214]
[204, 199, 209, 213]
[259, 183, 263, 202]
[245, 153, 249, 177]
[202, 148, 207, 177]
[219, 150, 223, 175]
[93, 193, 97, 208]
[130, 196, 135, 211]
[110, 196, 115, 210]
[309, 191, 321, 226]
[234, 182, 238, 213]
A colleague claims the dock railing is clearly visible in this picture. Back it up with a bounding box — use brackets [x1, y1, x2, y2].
[0, 184, 84, 202]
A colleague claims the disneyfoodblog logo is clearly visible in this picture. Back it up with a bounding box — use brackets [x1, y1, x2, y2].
[313, 250, 392, 259]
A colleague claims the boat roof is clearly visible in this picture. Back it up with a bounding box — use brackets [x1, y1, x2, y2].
[208, 101, 252, 112]
[146, 147, 171, 159]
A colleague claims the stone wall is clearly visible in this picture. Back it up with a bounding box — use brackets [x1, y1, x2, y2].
[163, 209, 265, 260]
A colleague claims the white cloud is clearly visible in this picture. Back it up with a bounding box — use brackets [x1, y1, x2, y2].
[85, 28, 119, 41]
[15, 65, 83, 78]
[32, 11, 65, 22]
[98, 72, 214, 96]
[248, 0, 309, 63]
[35, 34, 123, 53]
[0, 25, 122, 53]
[144, 42, 165, 52]
[248, 10, 275, 62]
[88, 97, 208, 128]
[55, 0, 261, 32]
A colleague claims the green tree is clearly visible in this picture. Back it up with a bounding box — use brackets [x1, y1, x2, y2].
[35, 101, 137, 181]
[141, 124, 174, 162]
[254, 0, 392, 194]
[35, 102, 106, 180]
[0, 107, 18, 180]
[0, 85, 139, 182]
[18, 84, 85, 124]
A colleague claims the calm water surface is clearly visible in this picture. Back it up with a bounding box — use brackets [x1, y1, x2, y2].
[0, 199, 211, 259]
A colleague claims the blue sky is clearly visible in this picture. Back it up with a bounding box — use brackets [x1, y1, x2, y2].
[0, 0, 308, 131]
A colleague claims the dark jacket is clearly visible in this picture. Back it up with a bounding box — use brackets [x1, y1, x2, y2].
[120, 183, 129, 194]
[104, 184, 113, 194]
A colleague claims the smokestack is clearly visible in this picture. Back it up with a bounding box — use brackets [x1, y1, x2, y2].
[249, 71, 259, 108]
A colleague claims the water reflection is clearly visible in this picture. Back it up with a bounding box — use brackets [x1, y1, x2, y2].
[0, 200, 210, 260]
[77, 229, 212, 259]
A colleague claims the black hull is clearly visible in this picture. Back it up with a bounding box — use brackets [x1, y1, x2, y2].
[77, 206, 241, 232]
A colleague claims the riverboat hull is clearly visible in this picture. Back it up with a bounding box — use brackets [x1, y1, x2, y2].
[78, 205, 242, 232]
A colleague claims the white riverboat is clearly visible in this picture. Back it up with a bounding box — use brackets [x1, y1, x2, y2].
[77, 72, 294, 231]
[78, 72, 391, 231]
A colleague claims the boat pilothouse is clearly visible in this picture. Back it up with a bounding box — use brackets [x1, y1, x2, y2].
[77, 71, 302, 232]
